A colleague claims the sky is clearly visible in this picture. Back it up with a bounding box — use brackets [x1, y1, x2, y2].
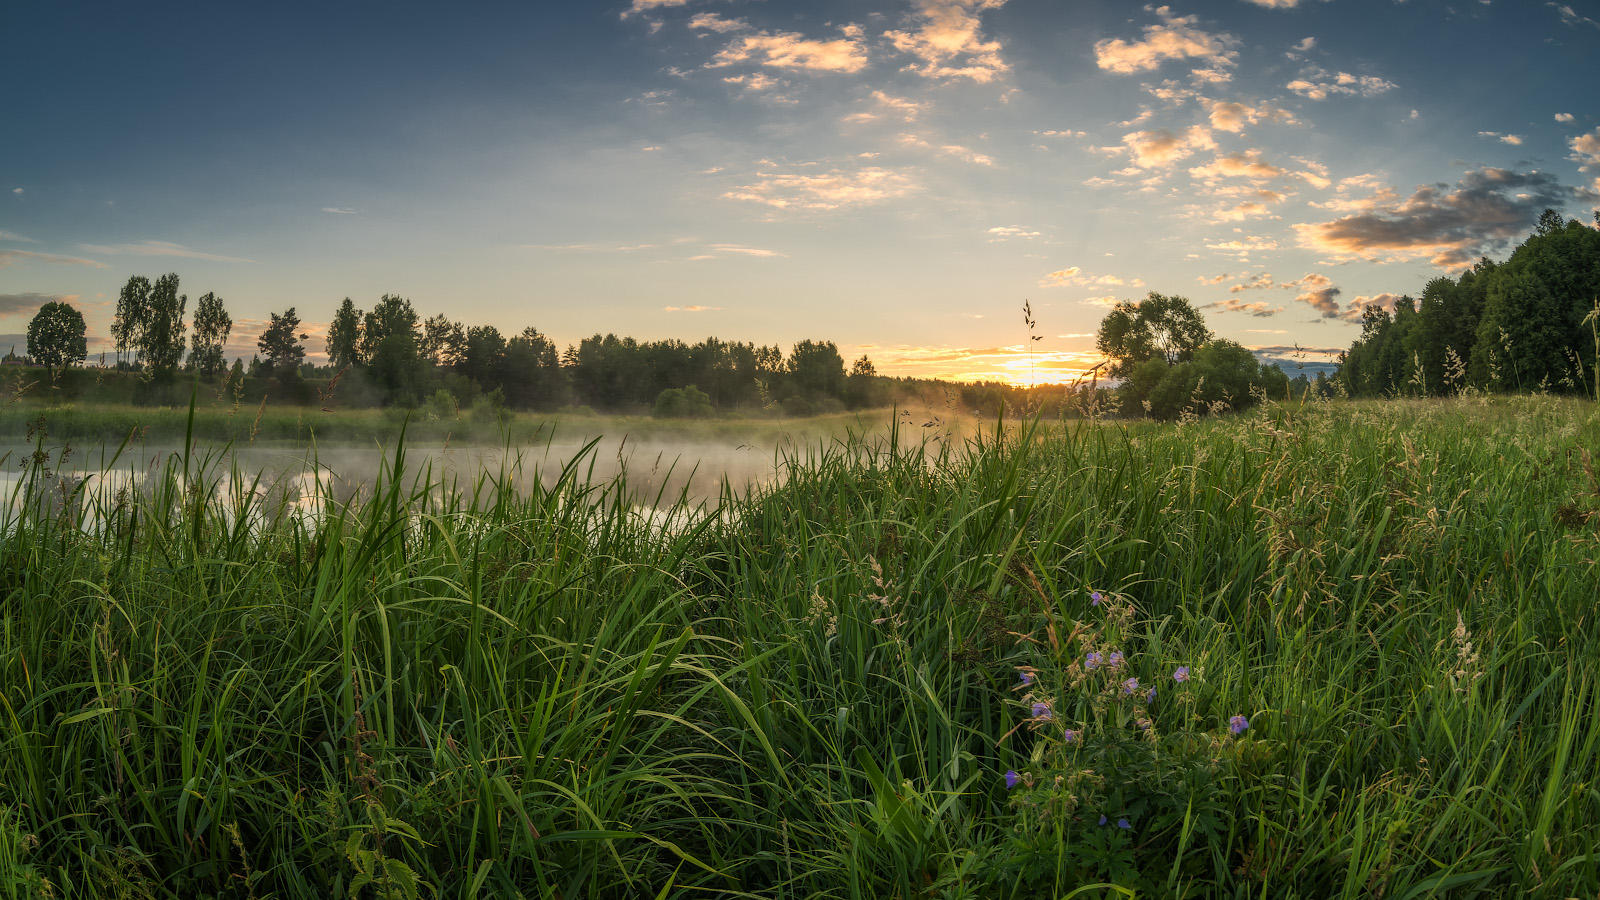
[3, 0, 1598, 385]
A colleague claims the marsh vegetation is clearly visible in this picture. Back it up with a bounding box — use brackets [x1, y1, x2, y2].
[2, 395, 1598, 898]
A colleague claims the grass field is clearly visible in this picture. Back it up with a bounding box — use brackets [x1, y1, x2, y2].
[1, 394, 1597, 898]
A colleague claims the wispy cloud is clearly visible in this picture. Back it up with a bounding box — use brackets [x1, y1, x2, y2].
[1570, 127, 1600, 165]
[1189, 150, 1286, 181]
[689, 12, 746, 33]
[1548, 2, 1600, 28]
[0, 292, 80, 318]
[663, 305, 722, 311]
[688, 244, 786, 260]
[1204, 297, 1283, 316]
[321, 207, 357, 214]
[1286, 67, 1397, 100]
[723, 163, 917, 210]
[0, 230, 33, 242]
[1293, 166, 1574, 267]
[1121, 125, 1216, 168]
[621, 0, 688, 20]
[885, 0, 1010, 83]
[1094, 7, 1239, 75]
[987, 226, 1040, 241]
[1040, 267, 1144, 289]
[1202, 98, 1297, 133]
[0, 249, 107, 269]
[709, 26, 868, 73]
[1478, 131, 1524, 145]
[78, 240, 257, 263]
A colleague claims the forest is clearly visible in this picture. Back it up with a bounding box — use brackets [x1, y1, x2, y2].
[1334, 210, 1600, 398]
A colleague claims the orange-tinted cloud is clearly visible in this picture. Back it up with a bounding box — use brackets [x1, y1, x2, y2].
[885, 0, 1010, 83]
[1094, 7, 1239, 75]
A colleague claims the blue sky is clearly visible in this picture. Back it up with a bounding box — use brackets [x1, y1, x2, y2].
[3, 0, 1597, 383]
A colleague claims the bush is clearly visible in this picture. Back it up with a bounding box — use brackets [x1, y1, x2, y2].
[652, 385, 714, 418]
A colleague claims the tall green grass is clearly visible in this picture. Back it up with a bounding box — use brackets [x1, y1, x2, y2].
[1, 395, 1597, 898]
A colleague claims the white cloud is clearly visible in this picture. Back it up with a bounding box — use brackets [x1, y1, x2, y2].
[1121, 125, 1216, 168]
[1549, 2, 1600, 28]
[1094, 6, 1239, 75]
[1570, 127, 1600, 165]
[0, 249, 107, 269]
[1246, 0, 1303, 6]
[1287, 68, 1397, 100]
[1040, 267, 1144, 289]
[723, 163, 917, 210]
[871, 91, 929, 121]
[710, 28, 869, 73]
[1555, 112, 1575, 122]
[1203, 98, 1297, 133]
[1189, 150, 1287, 181]
[621, 0, 687, 19]
[689, 12, 747, 33]
[78, 240, 257, 263]
[885, 0, 1010, 83]
[321, 207, 357, 214]
[987, 226, 1040, 240]
[1293, 36, 1316, 52]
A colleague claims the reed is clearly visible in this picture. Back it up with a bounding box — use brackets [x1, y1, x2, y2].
[1, 394, 1597, 898]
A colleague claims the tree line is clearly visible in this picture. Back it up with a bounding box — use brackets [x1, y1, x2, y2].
[20, 279, 895, 416]
[1336, 210, 1600, 398]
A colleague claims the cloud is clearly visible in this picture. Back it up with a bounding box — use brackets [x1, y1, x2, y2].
[710, 28, 869, 73]
[1121, 125, 1216, 168]
[663, 305, 722, 311]
[0, 293, 81, 318]
[0, 249, 107, 269]
[723, 72, 789, 93]
[1293, 166, 1576, 267]
[321, 207, 357, 214]
[1229, 272, 1277, 292]
[1040, 267, 1143, 289]
[1246, 0, 1303, 6]
[526, 242, 656, 252]
[689, 12, 747, 33]
[1295, 284, 1343, 318]
[1555, 113, 1575, 123]
[0, 230, 33, 242]
[885, 0, 1010, 83]
[1570, 127, 1600, 165]
[1293, 36, 1316, 51]
[10, 188, 20, 195]
[1094, 6, 1239, 75]
[1202, 98, 1297, 133]
[621, 0, 687, 18]
[1286, 67, 1397, 100]
[1204, 297, 1283, 316]
[723, 163, 917, 210]
[1206, 234, 1280, 254]
[1197, 273, 1230, 285]
[1345, 293, 1402, 321]
[1478, 131, 1524, 145]
[78, 240, 257, 263]
[871, 90, 928, 121]
[1549, 2, 1600, 28]
[1189, 149, 1286, 181]
[688, 244, 786, 260]
[987, 226, 1040, 240]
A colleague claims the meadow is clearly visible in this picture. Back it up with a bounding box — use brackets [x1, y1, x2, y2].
[1, 394, 1597, 898]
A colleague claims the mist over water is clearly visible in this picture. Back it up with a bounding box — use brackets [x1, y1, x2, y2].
[0, 413, 971, 522]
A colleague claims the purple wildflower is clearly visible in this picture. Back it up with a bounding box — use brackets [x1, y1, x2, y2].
[1097, 814, 1107, 826]
[1107, 651, 1124, 668]
[1063, 728, 1079, 743]
[1085, 652, 1103, 670]
[1090, 591, 1103, 605]
[1019, 671, 1033, 685]
[1173, 666, 1190, 682]
[1117, 818, 1131, 830]
[1005, 770, 1020, 789]
[1146, 686, 1157, 703]
[1122, 677, 1139, 695]
[1031, 702, 1053, 720]
[1229, 715, 1249, 735]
